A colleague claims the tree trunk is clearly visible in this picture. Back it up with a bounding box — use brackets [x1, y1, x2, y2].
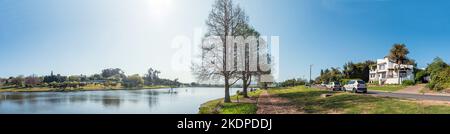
[241, 71, 251, 98]
[224, 76, 231, 103]
[242, 74, 249, 98]
[263, 82, 268, 90]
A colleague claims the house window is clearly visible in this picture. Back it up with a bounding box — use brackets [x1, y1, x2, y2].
[379, 64, 386, 70]
[381, 73, 386, 78]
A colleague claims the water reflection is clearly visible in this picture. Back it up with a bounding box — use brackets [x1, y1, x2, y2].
[69, 95, 88, 104]
[102, 95, 121, 108]
[0, 88, 240, 114]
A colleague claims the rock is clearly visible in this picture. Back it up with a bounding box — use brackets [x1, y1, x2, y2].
[320, 94, 333, 98]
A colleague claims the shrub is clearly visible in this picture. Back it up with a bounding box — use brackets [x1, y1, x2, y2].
[427, 82, 445, 91]
[428, 67, 450, 91]
[280, 78, 307, 87]
[369, 81, 379, 85]
[123, 74, 144, 88]
[415, 70, 429, 83]
[402, 80, 415, 86]
[340, 79, 352, 85]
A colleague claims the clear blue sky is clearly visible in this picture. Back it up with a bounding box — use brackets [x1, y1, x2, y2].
[1, 0, 450, 82]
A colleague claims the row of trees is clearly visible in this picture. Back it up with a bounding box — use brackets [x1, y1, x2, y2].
[0, 68, 181, 89]
[278, 78, 308, 87]
[316, 61, 376, 84]
[0, 75, 43, 88]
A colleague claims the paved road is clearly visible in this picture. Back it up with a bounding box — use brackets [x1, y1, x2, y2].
[368, 90, 450, 102]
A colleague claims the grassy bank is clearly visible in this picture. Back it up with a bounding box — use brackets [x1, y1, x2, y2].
[0, 85, 170, 92]
[199, 90, 262, 114]
[269, 86, 450, 114]
[367, 85, 406, 92]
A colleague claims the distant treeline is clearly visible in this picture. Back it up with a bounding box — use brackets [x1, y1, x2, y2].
[187, 82, 245, 88]
[0, 68, 181, 89]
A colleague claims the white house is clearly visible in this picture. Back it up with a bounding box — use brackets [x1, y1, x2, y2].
[369, 57, 414, 85]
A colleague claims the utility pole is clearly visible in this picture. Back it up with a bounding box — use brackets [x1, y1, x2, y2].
[309, 64, 313, 87]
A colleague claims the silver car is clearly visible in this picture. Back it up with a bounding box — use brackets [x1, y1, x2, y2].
[343, 80, 367, 93]
[326, 82, 342, 91]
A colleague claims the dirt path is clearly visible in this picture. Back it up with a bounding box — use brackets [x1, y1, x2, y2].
[256, 90, 302, 114]
[394, 84, 424, 94]
[393, 84, 450, 97]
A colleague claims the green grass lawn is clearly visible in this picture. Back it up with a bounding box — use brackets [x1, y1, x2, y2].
[367, 85, 406, 92]
[269, 86, 450, 114]
[199, 90, 262, 114]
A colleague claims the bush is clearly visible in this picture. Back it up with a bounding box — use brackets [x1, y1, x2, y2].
[280, 78, 307, 87]
[340, 79, 352, 85]
[402, 80, 415, 86]
[428, 67, 450, 91]
[427, 82, 445, 91]
[415, 70, 429, 83]
[369, 81, 379, 85]
[123, 74, 144, 88]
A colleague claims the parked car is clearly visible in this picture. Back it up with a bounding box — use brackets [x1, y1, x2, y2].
[343, 80, 367, 93]
[326, 82, 341, 91]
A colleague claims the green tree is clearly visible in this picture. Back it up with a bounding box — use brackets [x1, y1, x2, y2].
[101, 68, 126, 81]
[89, 74, 103, 81]
[415, 69, 428, 83]
[123, 74, 144, 88]
[68, 75, 81, 82]
[0, 78, 4, 87]
[426, 57, 448, 77]
[341, 61, 375, 82]
[387, 44, 410, 84]
[280, 78, 307, 87]
[426, 57, 449, 90]
[315, 67, 343, 84]
[144, 68, 161, 86]
[12, 75, 25, 88]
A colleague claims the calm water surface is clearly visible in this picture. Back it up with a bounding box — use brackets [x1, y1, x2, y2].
[0, 88, 240, 114]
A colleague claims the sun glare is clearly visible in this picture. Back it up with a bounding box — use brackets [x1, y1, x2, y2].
[147, 0, 173, 20]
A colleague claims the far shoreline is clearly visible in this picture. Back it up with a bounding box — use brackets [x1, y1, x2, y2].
[0, 85, 171, 93]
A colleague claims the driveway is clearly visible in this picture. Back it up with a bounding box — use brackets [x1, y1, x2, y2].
[394, 84, 424, 94]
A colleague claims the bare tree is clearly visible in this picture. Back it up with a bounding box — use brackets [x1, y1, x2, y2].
[193, 0, 249, 103]
[25, 75, 42, 88]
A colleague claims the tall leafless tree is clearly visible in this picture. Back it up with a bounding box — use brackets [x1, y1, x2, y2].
[192, 0, 249, 103]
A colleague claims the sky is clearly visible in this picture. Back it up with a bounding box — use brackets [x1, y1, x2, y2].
[1, 0, 450, 83]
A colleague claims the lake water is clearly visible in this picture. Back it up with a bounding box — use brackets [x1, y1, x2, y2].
[0, 88, 240, 114]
